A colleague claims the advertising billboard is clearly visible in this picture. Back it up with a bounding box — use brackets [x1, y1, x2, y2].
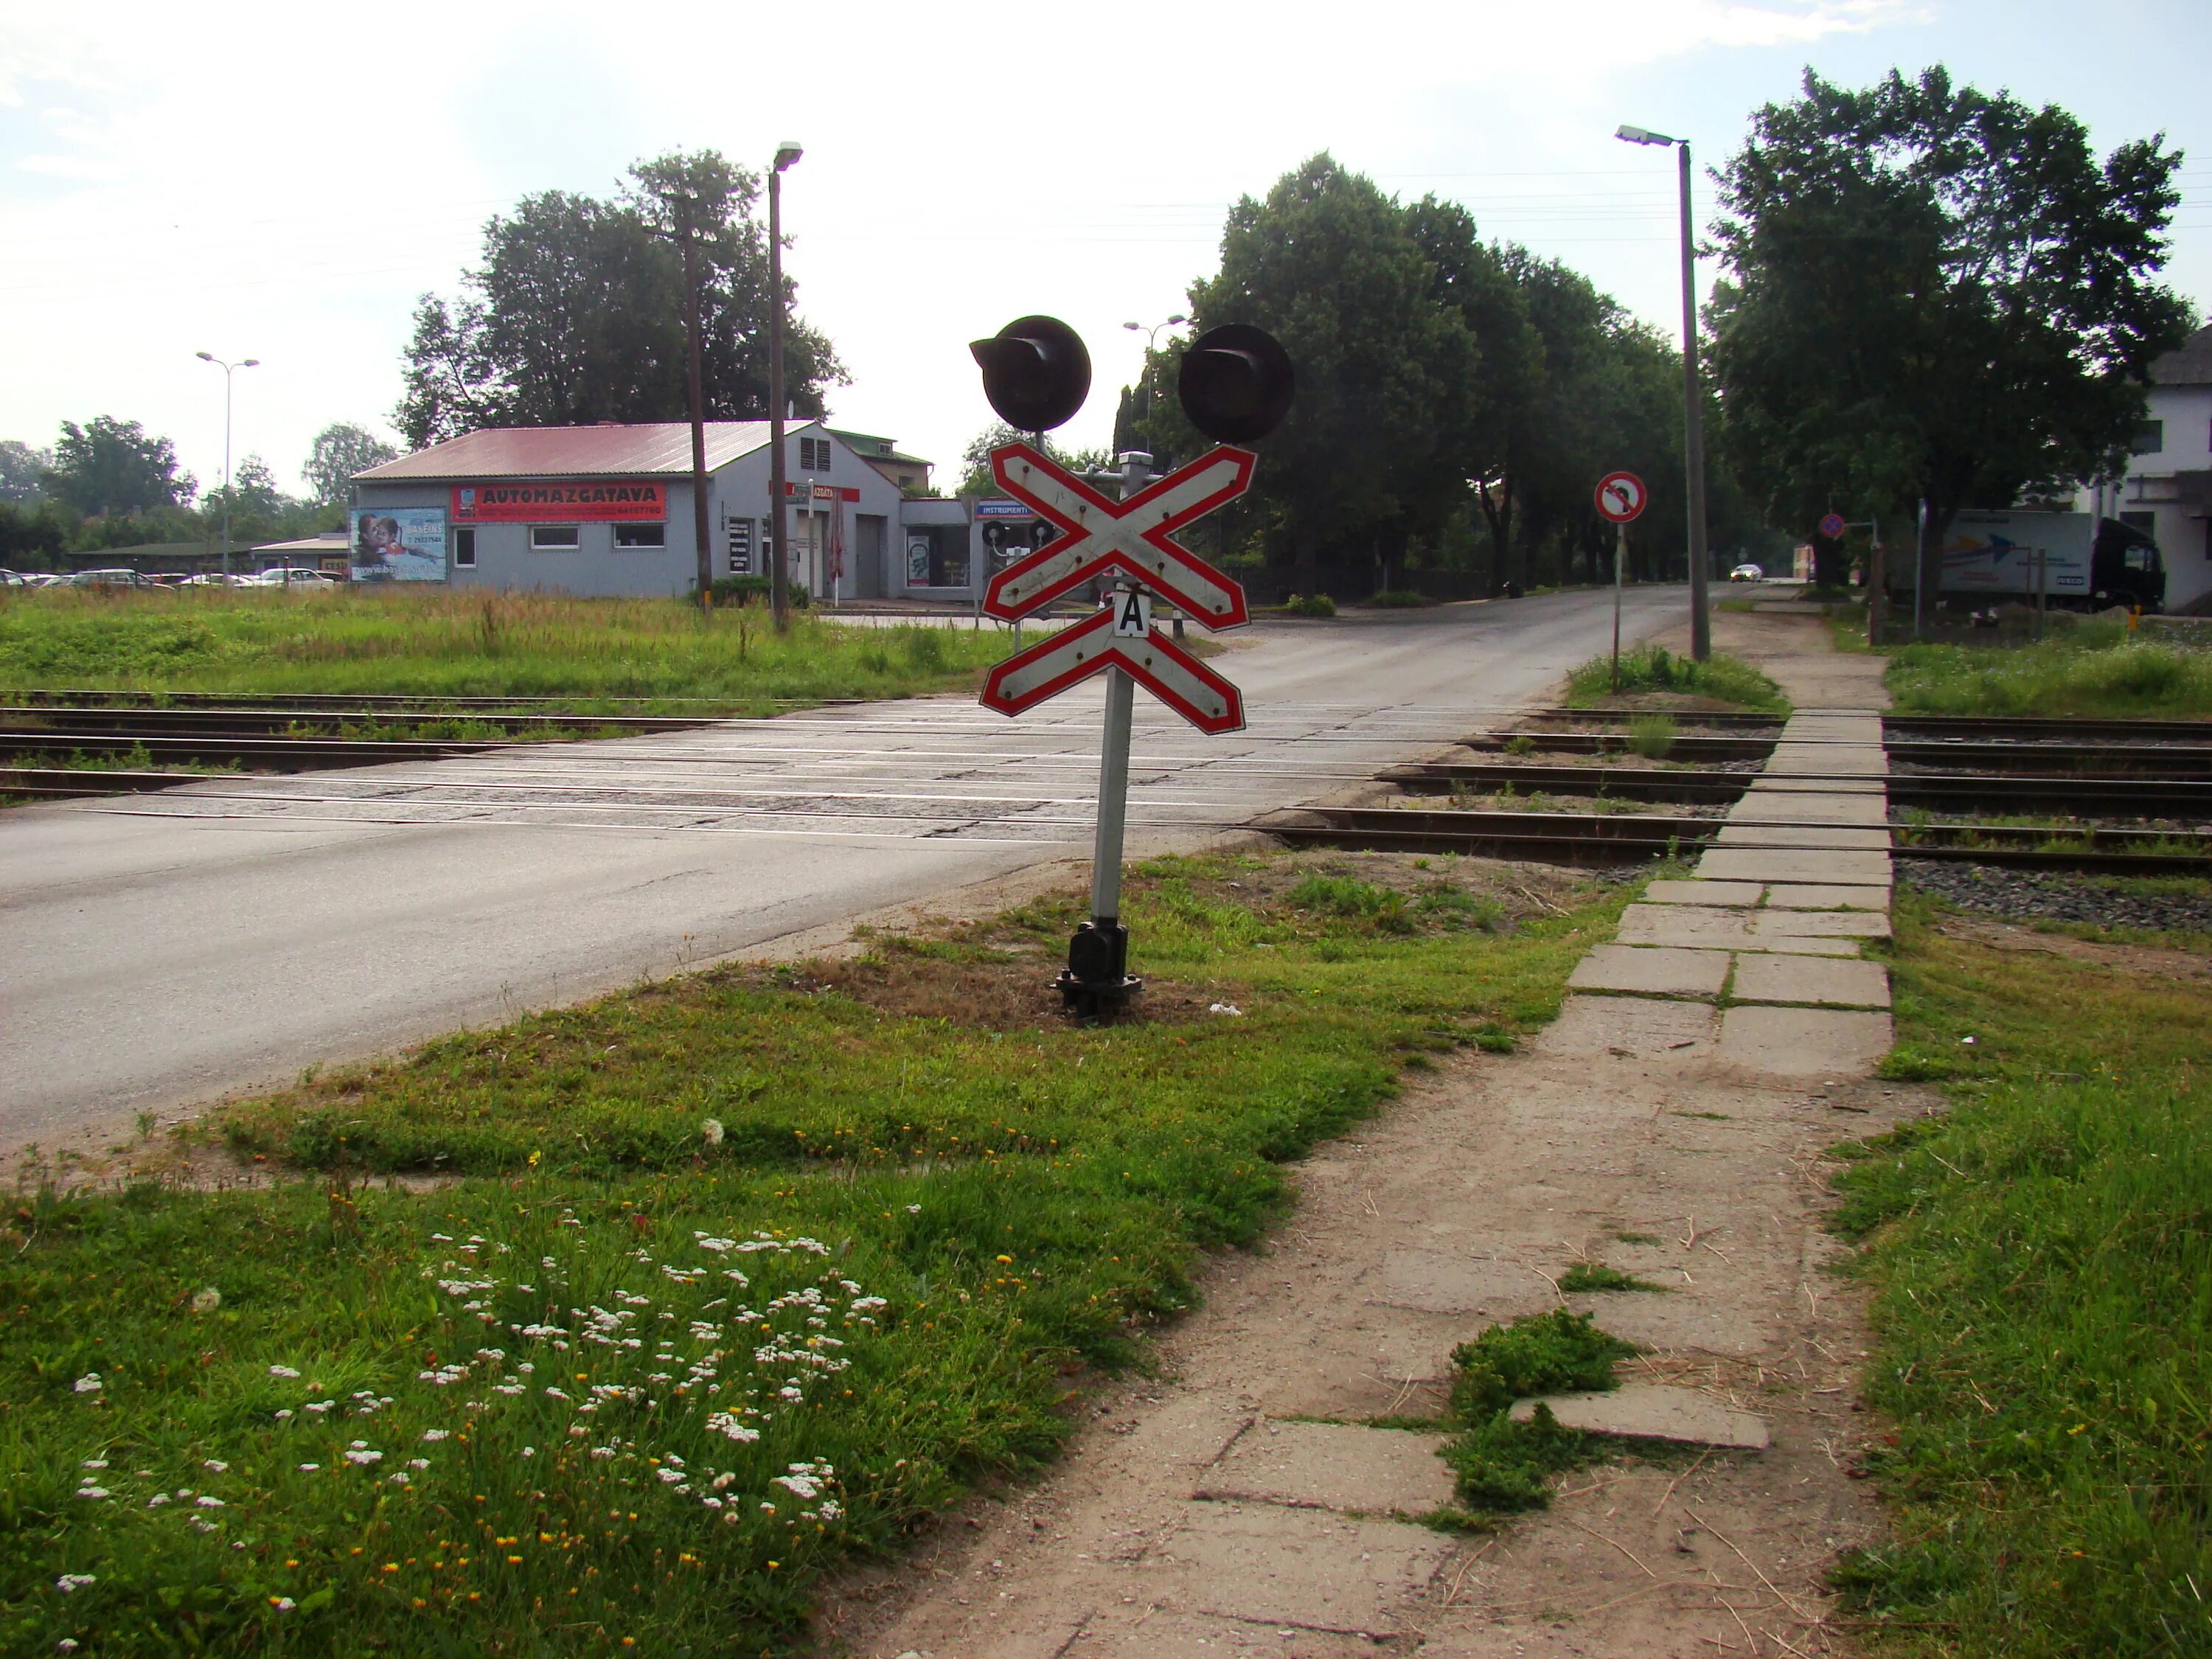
[349, 508, 448, 583]
[451, 482, 667, 523]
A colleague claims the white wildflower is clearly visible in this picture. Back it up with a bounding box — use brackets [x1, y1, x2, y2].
[74, 1486, 110, 1500]
[420, 1429, 451, 1442]
[72, 1374, 102, 1395]
[268, 1365, 300, 1379]
[190, 1287, 223, 1313]
[701, 1118, 725, 1146]
[80, 1459, 107, 1470]
[56, 1573, 97, 1593]
[202, 1459, 229, 1472]
[343, 1448, 383, 1466]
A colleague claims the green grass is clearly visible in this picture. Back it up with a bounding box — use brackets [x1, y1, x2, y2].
[1, 742, 243, 775]
[1883, 623, 2212, 719]
[1826, 890, 2212, 1655]
[1627, 713, 1677, 759]
[1440, 1310, 1639, 1514]
[6, 853, 1627, 1656]
[1556, 1262, 1669, 1294]
[1563, 645, 1790, 713]
[0, 588, 1009, 711]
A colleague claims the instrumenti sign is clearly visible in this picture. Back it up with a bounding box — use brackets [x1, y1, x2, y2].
[450, 481, 667, 523]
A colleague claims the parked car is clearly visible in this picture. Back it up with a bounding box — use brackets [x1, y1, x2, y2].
[1728, 563, 1764, 582]
[252, 567, 339, 585]
[181, 572, 246, 586]
[66, 568, 159, 588]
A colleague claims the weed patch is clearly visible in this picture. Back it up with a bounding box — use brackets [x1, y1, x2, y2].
[1884, 624, 2212, 719]
[1564, 645, 1790, 713]
[1437, 1310, 1639, 1515]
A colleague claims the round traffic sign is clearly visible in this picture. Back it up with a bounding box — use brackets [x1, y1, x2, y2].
[1818, 512, 1847, 540]
[1595, 471, 1646, 524]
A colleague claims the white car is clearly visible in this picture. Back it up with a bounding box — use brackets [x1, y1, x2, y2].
[252, 567, 339, 585]
[1728, 563, 1764, 582]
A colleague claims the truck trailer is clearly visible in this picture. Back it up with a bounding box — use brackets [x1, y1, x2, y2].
[1888, 511, 2164, 612]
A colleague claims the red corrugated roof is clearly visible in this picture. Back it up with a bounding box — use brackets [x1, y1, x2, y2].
[355, 421, 783, 481]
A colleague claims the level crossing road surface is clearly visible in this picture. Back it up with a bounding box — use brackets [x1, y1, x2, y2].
[1, 587, 1684, 1150]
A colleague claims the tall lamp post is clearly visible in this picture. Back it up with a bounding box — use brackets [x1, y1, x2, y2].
[766, 140, 803, 633]
[1615, 124, 1711, 661]
[195, 352, 260, 580]
[1121, 314, 1186, 439]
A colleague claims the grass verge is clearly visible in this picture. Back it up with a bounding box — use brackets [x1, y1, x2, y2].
[5, 852, 1622, 1655]
[1826, 890, 2212, 1655]
[0, 588, 1009, 711]
[1881, 620, 2212, 719]
[1563, 645, 1791, 714]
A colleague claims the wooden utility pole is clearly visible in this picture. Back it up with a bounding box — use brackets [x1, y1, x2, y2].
[677, 197, 714, 612]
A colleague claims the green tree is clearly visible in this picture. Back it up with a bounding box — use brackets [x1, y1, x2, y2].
[1187, 155, 1475, 592]
[397, 150, 846, 448]
[41, 417, 196, 515]
[1707, 66, 2193, 603]
[304, 422, 399, 504]
[954, 422, 1112, 497]
[0, 440, 52, 504]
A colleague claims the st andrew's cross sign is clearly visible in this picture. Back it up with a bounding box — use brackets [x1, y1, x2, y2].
[983, 442, 1254, 629]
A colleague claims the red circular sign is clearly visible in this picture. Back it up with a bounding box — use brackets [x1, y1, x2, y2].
[1595, 471, 1647, 524]
[1818, 512, 1848, 539]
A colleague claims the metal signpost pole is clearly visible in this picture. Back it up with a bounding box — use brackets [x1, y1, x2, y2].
[1612, 520, 1625, 691]
[1090, 650, 1135, 944]
[1868, 514, 1885, 647]
[1915, 498, 1928, 641]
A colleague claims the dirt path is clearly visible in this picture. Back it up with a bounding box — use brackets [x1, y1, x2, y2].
[824, 613, 1921, 1658]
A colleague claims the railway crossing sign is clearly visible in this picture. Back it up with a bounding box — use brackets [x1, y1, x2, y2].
[980, 605, 1245, 734]
[1595, 470, 1647, 524]
[983, 442, 1255, 628]
[967, 314, 1292, 1018]
[1818, 512, 1848, 540]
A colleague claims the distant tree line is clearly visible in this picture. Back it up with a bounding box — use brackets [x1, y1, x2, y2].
[1104, 153, 1767, 597]
[0, 420, 397, 567]
[1079, 66, 2185, 599]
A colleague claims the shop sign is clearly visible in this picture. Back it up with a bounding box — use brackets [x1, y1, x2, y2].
[451, 481, 667, 523]
[973, 498, 1035, 518]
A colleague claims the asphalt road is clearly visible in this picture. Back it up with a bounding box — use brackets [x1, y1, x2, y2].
[1, 588, 1684, 1150]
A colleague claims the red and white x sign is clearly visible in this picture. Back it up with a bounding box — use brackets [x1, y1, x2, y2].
[980, 606, 1245, 734]
[982, 442, 1253, 628]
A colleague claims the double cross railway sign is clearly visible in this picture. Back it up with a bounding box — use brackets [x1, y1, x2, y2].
[967, 315, 1293, 1016]
[978, 443, 1254, 734]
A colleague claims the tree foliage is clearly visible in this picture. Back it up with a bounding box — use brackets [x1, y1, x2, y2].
[303, 423, 398, 504]
[1707, 65, 2193, 566]
[0, 440, 52, 505]
[397, 150, 846, 448]
[41, 417, 196, 516]
[954, 422, 1113, 498]
[1115, 154, 1731, 594]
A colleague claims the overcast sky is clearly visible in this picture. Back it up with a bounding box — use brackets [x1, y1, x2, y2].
[1, 0, 2205, 499]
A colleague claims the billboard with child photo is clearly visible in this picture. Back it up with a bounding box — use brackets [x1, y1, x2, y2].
[349, 509, 448, 582]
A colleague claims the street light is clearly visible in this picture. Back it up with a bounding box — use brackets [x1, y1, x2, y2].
[195, 352, 260, 581]
[766, 141, 803, 631]
[1615, 122, 1711, 661]
[1121, 315, 1187, 438]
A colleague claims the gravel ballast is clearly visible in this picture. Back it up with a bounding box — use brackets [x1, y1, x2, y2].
[1899, 858, 2212, 935]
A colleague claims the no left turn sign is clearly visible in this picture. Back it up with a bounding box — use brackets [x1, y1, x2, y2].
[1595, 471, 1647, 524]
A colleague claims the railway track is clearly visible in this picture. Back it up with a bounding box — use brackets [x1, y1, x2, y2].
[1256, 805, 2212, 874]
[1381, 761, 2212, 816]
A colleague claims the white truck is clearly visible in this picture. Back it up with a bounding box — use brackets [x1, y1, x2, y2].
[1888, 511, 2165, 612]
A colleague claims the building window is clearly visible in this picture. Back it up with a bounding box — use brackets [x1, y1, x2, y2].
[799, 436, 830, 472]
[452, 527, 476, 568]
[529, 525, 580, 550]
[613, 522, 666, 549]
[2132, 420, 2164, 455]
